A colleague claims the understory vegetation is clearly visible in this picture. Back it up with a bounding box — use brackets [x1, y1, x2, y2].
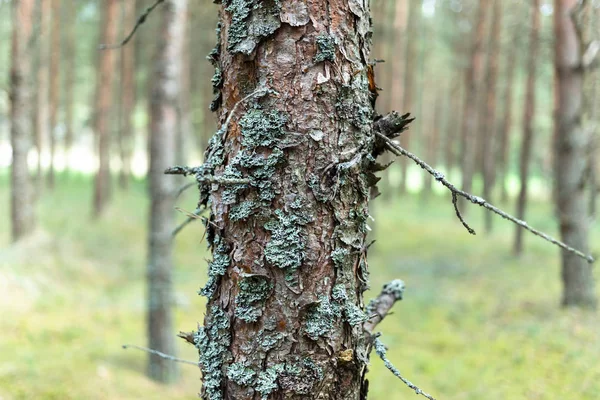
[0, 173, 599, 399]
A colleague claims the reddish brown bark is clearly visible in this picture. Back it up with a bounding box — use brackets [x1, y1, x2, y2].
[459, 0, 490, 212]
[34, 0, 50, 192]
[10, 0, 36, 241]
[193, 1, 385, 398]
[119, 0, 137, 190]
[497, 22, 520, 203]
[92, 0, 119, 218]
[553, 0, 597, 308]
[47, 0, 60, 189]
[480, 0, 501, 232]
[514, 0, 540, 255]
[399, 0, 421, 194]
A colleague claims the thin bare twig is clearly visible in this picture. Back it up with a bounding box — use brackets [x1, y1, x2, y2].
[376, 131, 595, 263]
[122, 344, 198, 366]
[364, 279, 405, 333]
[175, 182, 196, 200]
[99, 0, 165, 50]
[172, 207, 206, 237]
[374, 336, 436, 400]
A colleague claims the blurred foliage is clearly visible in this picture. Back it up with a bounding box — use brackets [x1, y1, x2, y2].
[0, 174, 599, 399]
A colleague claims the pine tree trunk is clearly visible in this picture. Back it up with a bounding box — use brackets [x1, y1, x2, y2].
[119, 0, 137, 190]
[64, 0, 76, 172]
[459, 0, 489, 212]
[399, 0, 420, 194]
[514, 0, 540, 255]
[176, 2, 191, 166]
[34, 0, 50, 194]
[481, 0, 501, 233]
[497, 25, 519, 204]
[553, 0, 597, 309]
[47, 0, 60, 189]
[10, 0, 36, 241]
[147, 0, 186, 383]
[92, 0, 119, 218]
[195, 1, 382, 398]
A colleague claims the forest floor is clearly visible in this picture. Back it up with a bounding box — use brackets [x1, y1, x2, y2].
[0, 173, 599, 400]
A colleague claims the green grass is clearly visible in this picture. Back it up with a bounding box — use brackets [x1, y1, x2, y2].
[0, 172, 599, 399]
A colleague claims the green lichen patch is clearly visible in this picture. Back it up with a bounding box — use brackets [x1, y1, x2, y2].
[227, 362, 257, 387]
[200, 236, 231, 298]
[229, 200, 257, 221]
[314, 34, 336, 63]
[225, 0, 281, 55]
[196, 306, 231, 400]
[239, 107, 287, 150]
[278, 357, 324, 395]
[303, 295, 339, 340]
[333, 284, 367, 326]
[255, 364, 284, 399]
[331, 247, 351, 269]
[260, 330, 284, 351]
[234, 275, 272, 322]
[211, 67, 223, 89]
[264, 209, 309, 270]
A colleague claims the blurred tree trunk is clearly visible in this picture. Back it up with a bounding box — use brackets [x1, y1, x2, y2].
[34, 0, 50, 194]
[176, 3, 191, 165]
[92, 0, 118, 218]
[422, 89, 443, 198]
[585, 4, 599, 218]
[497, 23, 519, 204]
[445, 66, 463, 177]
[390, 0, 407, 112]
[553, 0, 597, 309]
[119, 0, 136, 190]
[196, 1, 378, 398]
[47, 0, 60, 189]
[459, 0, 490, 212]
[10, 0, 36, 241]
[147, 0, 186, 384]
[400, 0, 421, 194]
[514, 0, 540, 255]
[481, 0, 501, 233]
[64, 0, 76, 172]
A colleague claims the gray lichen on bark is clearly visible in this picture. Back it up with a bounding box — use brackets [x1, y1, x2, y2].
[189, 0, 399, 398]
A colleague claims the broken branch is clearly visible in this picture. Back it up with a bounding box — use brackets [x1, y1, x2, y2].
[364, 279, 405, 333]
[376, 131, 595, 264]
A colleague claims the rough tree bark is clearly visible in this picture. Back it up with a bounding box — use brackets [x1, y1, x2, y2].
[47, 0, 60, 189]
[147, 0, 186, 383]
[514, 0, 540, 255]
[34, 0, 50, 193]
[92, 0, 119, 218]
[480, 0, 501, 233]
[10, 0, 36, 241]
[459, 0, 490, 212]
[553, 0, 597, 308]
[183, 1, 409, 399]
[399, 0, 420, 194]
[64, 0, 76, 171]
[497, 23, 519, 204]
[119, 0, 137, 190]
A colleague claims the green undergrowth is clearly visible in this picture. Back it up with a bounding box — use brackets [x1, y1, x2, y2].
[0, 172, 599, 399]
